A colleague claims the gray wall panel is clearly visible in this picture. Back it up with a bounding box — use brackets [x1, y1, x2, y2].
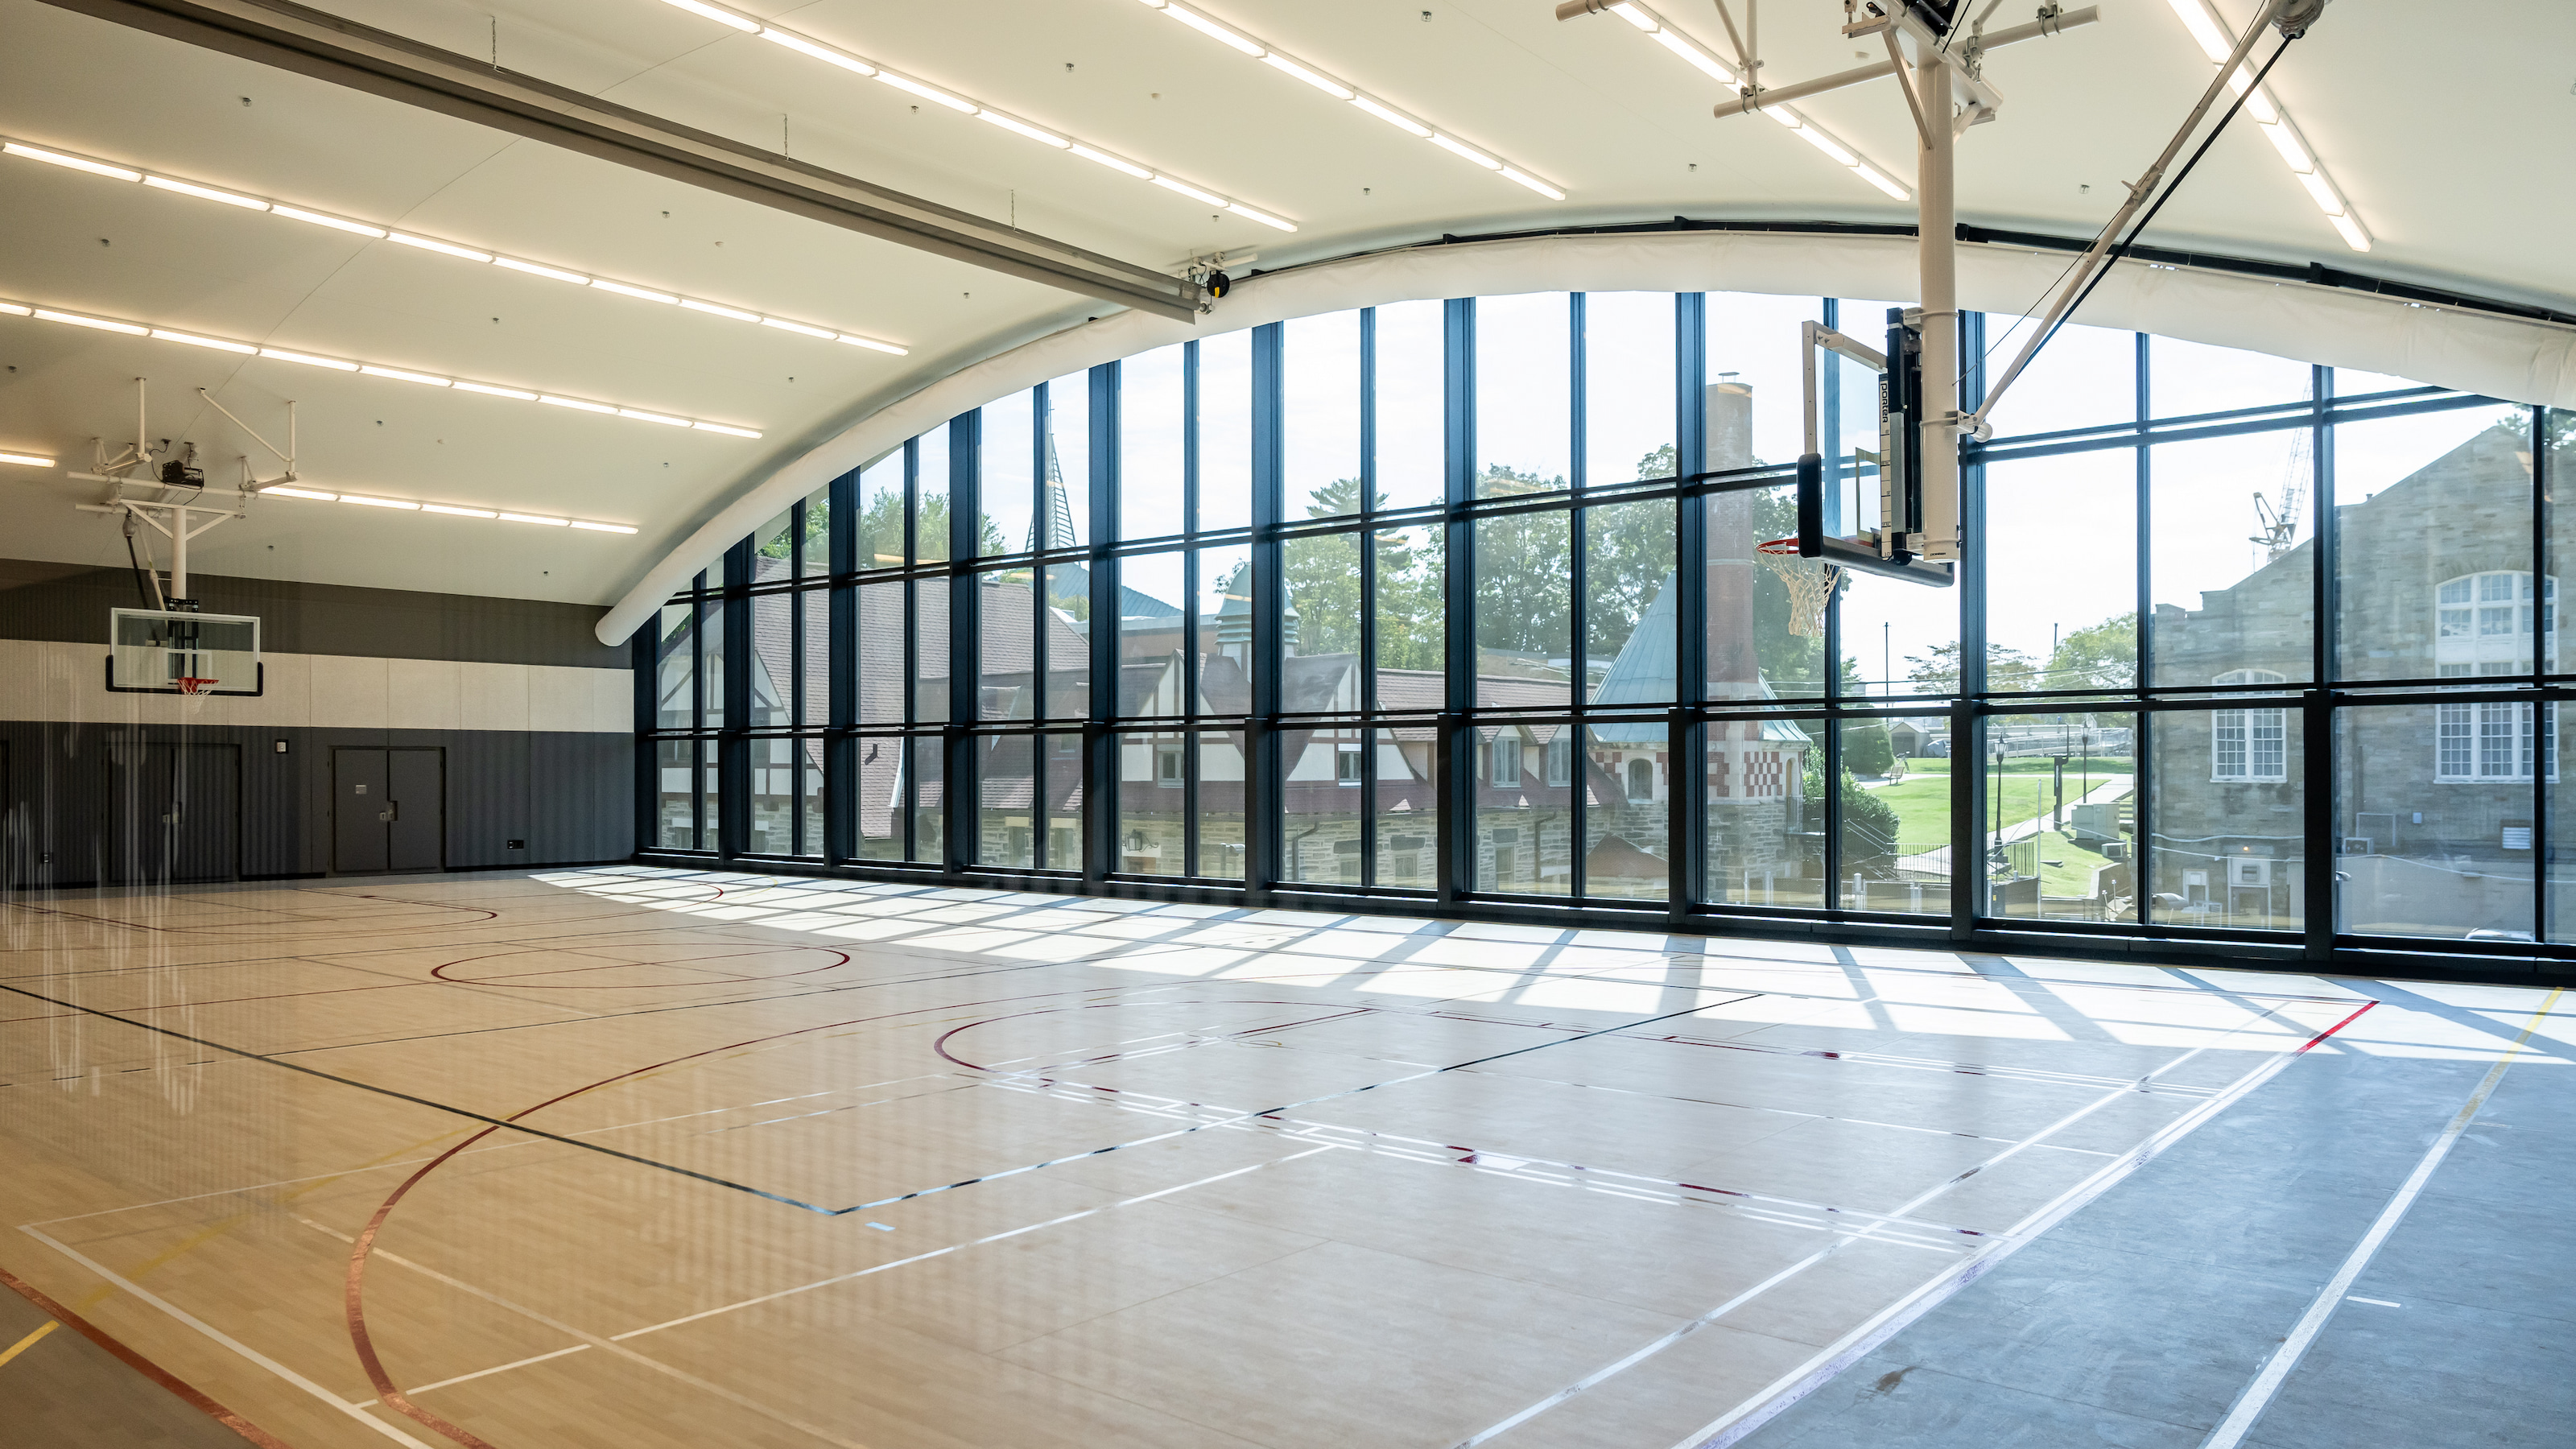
[0, 721, 631, 887]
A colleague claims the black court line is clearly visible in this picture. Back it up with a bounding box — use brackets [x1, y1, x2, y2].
[828, 992, 1769, 1215]
[0, 957, 1756, 1222]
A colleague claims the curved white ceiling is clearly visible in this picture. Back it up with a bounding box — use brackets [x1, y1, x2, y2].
[1, 0, 2567, 613]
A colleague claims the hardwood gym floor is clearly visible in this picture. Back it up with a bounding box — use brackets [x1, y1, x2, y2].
[0, 870, 2563, 1449]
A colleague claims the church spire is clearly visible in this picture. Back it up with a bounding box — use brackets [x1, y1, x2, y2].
[1030, 411, 1080, 552]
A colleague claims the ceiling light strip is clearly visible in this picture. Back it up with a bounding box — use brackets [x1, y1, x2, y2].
[646, 0, 1303, 229]
[0, 296, 762, 438]
[1604, 1, 1908, 201]
[2161, 0, 2366, 251]
[252, 485, 638, 533]
[1127, 0, 1566, 200]
[0, 137, 910, 353]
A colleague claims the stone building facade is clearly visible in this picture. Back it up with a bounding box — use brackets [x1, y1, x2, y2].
[2150, 420, 2549, 936]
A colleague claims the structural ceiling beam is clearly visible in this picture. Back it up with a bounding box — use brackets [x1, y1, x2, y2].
[31, 0, 1208, 322]
[1710, 6, 2100, 119]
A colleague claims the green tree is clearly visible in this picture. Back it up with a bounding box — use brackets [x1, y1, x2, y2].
[852, 489, 998, 564]
[1638, 443, 1838, 696]
[2045, 612, 2137, 691]
[753, 502, 828, 563]
[1469, 467, 1571, 672]
[1582, 494, 1676, 670]
[1280, 479, 1439, 668]
[1843, 722, 1896, 777]
[1804, 755, 1901, 857]
[1374, 527, 1443, 674]
[1905, 642, 2037, 693]
[1285, 530, 1362, 658]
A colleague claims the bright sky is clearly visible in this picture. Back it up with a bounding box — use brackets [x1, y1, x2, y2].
[939, 295, 2511, 696]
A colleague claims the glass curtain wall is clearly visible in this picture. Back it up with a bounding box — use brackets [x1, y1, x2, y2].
[640, 289, 2549, 964]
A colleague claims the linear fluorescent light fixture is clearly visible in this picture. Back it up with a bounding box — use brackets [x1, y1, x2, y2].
[0, 134, 911, 352]
[2, 140, 139, 180]
[2161, 0, 2367, 251]
[253, 485, 634, 533]
[1601, 1, 1905, 201]
[646, 0, 1302, 230]
[0, 451, 56, 467]
[1, 295, 762, 438]
[1126, 0, 1564, 200]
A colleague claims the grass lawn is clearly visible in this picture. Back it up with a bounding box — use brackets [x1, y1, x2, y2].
[1896, 756, 2135, 776]
[2033, 830, 2117, 898]
[1863, 760, 2133, 856]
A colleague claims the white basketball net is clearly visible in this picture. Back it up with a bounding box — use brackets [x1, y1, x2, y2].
[1758, 549, 1841, 638]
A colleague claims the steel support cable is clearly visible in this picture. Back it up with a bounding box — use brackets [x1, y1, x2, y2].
[2004, 34, 2298, 405]
[1967, 0, 2289, 420]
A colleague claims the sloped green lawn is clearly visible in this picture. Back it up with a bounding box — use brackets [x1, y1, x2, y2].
[1863, 758, 2132, 855]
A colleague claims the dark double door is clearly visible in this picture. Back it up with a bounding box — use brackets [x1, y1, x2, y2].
[108, 742, 240, 884]
[333, 748, 444, 873]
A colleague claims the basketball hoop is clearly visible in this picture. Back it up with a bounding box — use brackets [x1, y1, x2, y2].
[1757, 537, 1841, 638]
[175, 676, 218, 696]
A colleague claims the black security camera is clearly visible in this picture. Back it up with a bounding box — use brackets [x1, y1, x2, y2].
[1205, 270, 1230, 299]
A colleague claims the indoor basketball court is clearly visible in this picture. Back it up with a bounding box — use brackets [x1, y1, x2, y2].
[4, 869, 2560, 1447]
[8, 0, 2576, 1443]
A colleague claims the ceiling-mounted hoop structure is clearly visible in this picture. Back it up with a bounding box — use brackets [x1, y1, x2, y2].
[62, 378, 277, 606]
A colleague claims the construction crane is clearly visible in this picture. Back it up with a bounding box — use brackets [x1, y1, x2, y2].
[2249, 379, 2312, 562]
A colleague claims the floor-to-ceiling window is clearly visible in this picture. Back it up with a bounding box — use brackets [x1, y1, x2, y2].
[639, 286, 2551, 966]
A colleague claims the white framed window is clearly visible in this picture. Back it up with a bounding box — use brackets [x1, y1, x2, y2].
[2211, 670, 2289, 782]
[2433, 572, 2557, 783]
[2437, 572, 2556, 668]
[1154, 741, 1183, 787]
[1492, 733, 1522, 786]
[1545, 734, 1573, 787]
[2436, 663, 2557, 782]
[1335, 741, 1363, 785]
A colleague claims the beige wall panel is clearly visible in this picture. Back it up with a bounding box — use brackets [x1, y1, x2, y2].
[309, 654, 390, 730]
[387, 657, 464, 733]
[460, 661, 530, 733]
[0, 638, 625, 733]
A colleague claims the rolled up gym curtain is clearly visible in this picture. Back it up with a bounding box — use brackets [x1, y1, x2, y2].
[597, 226, 2576, 646]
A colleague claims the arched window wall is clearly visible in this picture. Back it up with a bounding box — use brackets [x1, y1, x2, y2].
[642, 288, 2576, 972]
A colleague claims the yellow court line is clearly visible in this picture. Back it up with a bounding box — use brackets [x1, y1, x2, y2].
[0, 1319, 60, 1369]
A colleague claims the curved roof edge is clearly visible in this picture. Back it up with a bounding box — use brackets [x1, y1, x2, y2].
[597, 226, 2576, 646]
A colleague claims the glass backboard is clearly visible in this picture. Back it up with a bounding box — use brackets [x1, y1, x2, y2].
[109, 609, 263, 695]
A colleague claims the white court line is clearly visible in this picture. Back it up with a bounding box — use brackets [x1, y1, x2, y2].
[993, 1075, 1993, 1244]
[1655, 1001, 2376, 1449]
[2196, 987, 2562, 1449]
[18, 1225, 438, 1449]
[613, 1144, 1340, 1343]
[350, 1344, 594, 1406]
[290, 1216, 869, 1449]
[20, 1075, 956, 1228]
[1455, 997, 2359, 1449]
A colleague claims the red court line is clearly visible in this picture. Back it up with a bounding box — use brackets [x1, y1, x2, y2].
[2295, 998, 2379, 1051]
[339, 977, 1155, 1447]
[0, 1261, 297, 1448]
